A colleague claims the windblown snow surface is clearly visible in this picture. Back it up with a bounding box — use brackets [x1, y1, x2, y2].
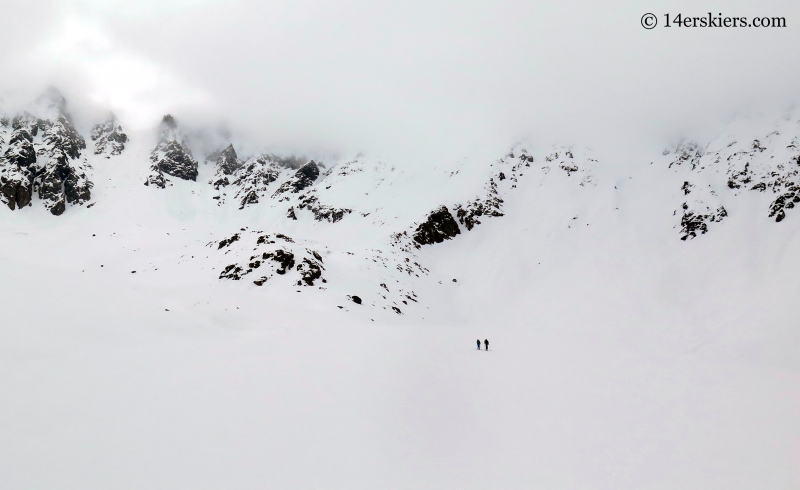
[1, 111, 799, 489]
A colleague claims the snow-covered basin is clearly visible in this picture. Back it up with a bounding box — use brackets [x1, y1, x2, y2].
[1, 135, 799, 488]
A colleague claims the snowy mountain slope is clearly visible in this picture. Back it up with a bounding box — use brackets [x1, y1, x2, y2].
[1, 93, 799, 488]
[3, 98, 800, 318]
[664, 114, 800, 239]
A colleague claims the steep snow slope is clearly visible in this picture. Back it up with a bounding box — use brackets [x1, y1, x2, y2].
[1, 105, 799, 488]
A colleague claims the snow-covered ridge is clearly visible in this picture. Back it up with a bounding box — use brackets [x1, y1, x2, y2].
[3, 90, 800, 316]
[666, 116, 800, 239]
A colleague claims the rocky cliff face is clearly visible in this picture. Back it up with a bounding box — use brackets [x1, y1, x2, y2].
[145, 115, 198, 188]
[0, 91, 93, 215]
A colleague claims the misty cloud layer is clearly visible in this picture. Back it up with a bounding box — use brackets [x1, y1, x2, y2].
[2, 0, 800, 162]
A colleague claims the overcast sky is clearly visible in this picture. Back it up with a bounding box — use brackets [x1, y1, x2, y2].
[2, 0, 799, 161]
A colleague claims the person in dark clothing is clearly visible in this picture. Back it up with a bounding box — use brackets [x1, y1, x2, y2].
[484, 339, 489, 351]
[477, 339, 481, 350]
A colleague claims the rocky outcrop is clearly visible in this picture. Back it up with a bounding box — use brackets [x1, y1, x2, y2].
[544, 147, 595, 186]
[668, 127, 800, 233]
[90, 116, 128, 157]
[5, 125, 37, 167]
[674, 176, 728, 241]
[668, 141, 704, 170]
[296, 192, 352, 223]
[679, 202, 728, 240]
[221, 154, 304, 208]
[211, 144, 241, 190]
[273, 161, 319, 197]
[206, 150, 353, 217]
[412, 206, 461, 246]
[145, 115, 198, 187]
[213, 231, 326, 287]
[152, 141, 197, 181]
[390, 147, 535, 251]
[749, 145, 797, 222]
[0, 93, 93, 214]
[296, 254, 324, 286]
[454, 178, 504, 231]
[0, 165, 34, 210]
[0, 124, 36, 210]
[37, 115, 92, 214]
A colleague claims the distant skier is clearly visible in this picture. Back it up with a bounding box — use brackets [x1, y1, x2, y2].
[477, 339, 481, 350]
[484, 339, 489, 351]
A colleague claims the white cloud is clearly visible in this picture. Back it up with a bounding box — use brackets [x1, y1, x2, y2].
[2, 0, 800, 159]
[28, 17, 214, 129]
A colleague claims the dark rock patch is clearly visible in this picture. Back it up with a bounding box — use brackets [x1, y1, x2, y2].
[727, 162, 752, 189]
[146, 115, 198, 186]
[296, 193, 352, 223]
[216, 144, 240, 176]
[219, 264, 244, 280]
[1, 101, 92, 214]
[90, 116, 128, 157]
[262, 249, 295, 274]
[454, 179, 504, 231]
[152, 140, 198, 181]
[230, 156, 283, 208]
[296, 256, 324, 286]
[680, 203, 728, 240]
[218, 233, 240, 249]
[769, 189, 800, 222]
[273, 161, 319, 197]
[412, 205, 461, 247]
